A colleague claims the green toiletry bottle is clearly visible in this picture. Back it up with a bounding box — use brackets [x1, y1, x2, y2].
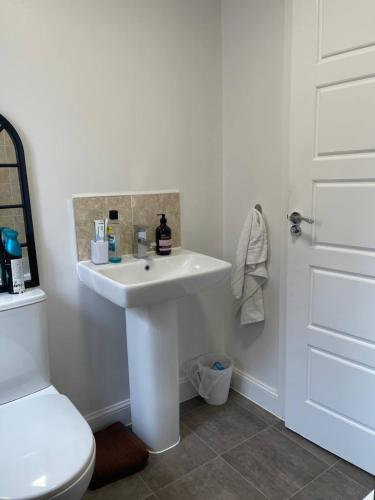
[107, 210, 122, 263]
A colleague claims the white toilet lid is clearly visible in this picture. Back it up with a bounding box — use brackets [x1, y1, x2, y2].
[0, 394, 95, 499]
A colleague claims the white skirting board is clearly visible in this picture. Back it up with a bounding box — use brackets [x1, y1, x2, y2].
[231, 367, 281, 418]
[85, 399, 132, 432]
[85, 368, 281, 431]
[85, 377, 197, 432]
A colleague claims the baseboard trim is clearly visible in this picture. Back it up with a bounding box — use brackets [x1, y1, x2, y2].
[85, 371, 280, 432]
[85, 377, 197, 431]
[85, 399, 132, 432]
[231, 367, 281, 417]
[179, 375, 198, 402]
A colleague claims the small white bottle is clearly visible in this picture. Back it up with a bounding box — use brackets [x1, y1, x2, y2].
[107, 210, 122, 263]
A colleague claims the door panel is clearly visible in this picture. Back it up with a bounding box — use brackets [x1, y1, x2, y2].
[313, 181, 375, 249]
[308, 346, 375, 430]
[311, 268, 375, 342]
[321, 0, 375, 58]
[317, 77, 375, 155]
[286, 0, 375, 473]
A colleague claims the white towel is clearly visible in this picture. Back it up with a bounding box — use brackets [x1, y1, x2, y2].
[231, 207, 268, 324]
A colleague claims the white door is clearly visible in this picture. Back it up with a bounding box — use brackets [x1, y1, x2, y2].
[285, 0, 375, 474]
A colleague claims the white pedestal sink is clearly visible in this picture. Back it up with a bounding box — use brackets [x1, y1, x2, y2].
[77, 249, 231, 452]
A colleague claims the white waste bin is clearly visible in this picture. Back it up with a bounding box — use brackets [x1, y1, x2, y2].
[185, 353, 233, 406]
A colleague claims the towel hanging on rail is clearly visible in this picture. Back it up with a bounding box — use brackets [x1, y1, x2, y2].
[231, 206, 268, 324]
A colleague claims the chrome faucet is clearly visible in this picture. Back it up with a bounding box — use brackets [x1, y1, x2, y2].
[133, 225, 156, 258]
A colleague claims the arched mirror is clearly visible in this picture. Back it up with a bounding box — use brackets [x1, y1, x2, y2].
[0, 114, 39, 291]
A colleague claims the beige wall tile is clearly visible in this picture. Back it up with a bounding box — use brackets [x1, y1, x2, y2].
[9, 168, 22, 204]
[0, 183, 13, 205]
[0, 130, 17, 164]
[13, 215, 26, 243]
[0, 208, 26, 242]
[0, 167, 10, 183]
[131, 192, 181, 248]
[73, 192, 180, 261]
[73, 195, 133, 260]
[0, 167, 21, 205]
[0, 207, 23, 219]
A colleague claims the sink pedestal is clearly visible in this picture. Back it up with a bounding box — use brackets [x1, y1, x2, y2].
[125, 299, 180, 453]
[78, 249, 232, 453]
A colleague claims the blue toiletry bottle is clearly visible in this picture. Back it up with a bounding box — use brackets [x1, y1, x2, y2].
[107, 210, 122, 263]
[3, 228, 25, 294]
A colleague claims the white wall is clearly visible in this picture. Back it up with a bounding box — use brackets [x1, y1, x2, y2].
[1, 0, 290, 420]
[222, 0, 288, 415]
[0, 0, 224, 417]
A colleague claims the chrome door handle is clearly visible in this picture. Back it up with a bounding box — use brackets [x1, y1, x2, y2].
[287, 211, 314, 237]
[287, 212, 314, 225]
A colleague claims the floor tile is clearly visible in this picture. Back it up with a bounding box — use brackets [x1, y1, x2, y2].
[229, 390, 280, 426]
[141, 424, 216, 491]
[180, 396, 206, 416]
[157, 457, 267, 499]
[182, 399, 268, 454]
[291, 468, 368, 499]
[334, 459, 374, 490]
[83, 474, 152, 500]
[274, 421, 338, 466]
[223, 427, 328, 500]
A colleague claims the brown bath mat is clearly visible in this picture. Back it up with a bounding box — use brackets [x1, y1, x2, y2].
[89, 422, 149, 490]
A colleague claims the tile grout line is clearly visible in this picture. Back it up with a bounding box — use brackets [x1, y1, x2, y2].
[183, 393, 278, 428]
[221, 453, 271, 500]
[183, 398, 371, 497]
[145, 423, 220, 496]
[271, 420, 374, 488]
[139, 474, 154, 499]
[182, 419, 273, 498]
[332, 466, 374, 493]
[185, 399, 372, 491]
[287, 463, 337, 500]
[219, 417, 333, 500]
[218, 422, 277, 457]
[184, 414, 276, 499]
[184, 423, 220, 457]
[228, 395, 283, 427]
[153, 456, 220, 496]
[182, 399, 276, 457]
[272, 424, 341, 468]
[220, 424, 341, 500]
[154, 453, 271, 500]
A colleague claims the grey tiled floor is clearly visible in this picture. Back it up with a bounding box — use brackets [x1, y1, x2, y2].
[84, 391, 374, 499]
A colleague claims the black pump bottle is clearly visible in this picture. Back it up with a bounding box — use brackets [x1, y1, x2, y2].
[155, 213, 172, 255]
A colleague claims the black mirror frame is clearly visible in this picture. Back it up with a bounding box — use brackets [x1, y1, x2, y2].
[0, 114, 39, 291]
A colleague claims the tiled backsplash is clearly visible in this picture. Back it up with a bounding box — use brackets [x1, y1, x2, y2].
[73, 191, 181, 261]
[0, 131, 22, 207]
[0, 130, 16, 163]
[0, 131, 25, 243]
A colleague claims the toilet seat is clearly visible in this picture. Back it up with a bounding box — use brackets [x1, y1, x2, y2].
[0, 394, 95, 499]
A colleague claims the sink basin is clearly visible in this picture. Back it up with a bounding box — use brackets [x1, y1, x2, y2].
[77, 249, 231, 308]
[77, 248, 231, 453]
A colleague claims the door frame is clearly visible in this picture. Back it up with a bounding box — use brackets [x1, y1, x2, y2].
[278, 0, 293, 420]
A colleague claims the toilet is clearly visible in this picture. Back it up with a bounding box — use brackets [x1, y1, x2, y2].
[0, 288, 96, 500]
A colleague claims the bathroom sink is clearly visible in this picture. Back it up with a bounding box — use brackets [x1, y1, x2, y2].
[77, 248, 231, 454]
[77, 248, 231, 308]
